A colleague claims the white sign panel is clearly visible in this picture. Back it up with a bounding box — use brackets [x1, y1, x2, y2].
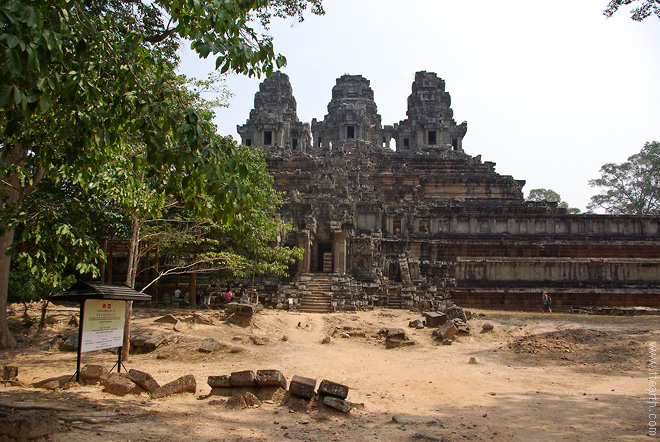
[81, 299, 126, 353]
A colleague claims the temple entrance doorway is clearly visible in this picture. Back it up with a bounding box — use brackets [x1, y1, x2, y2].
[388, 261, 402, 282]
[316, 243, 334, 273]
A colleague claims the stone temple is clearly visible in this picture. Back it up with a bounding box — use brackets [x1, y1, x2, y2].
[237, 71, 660, 312]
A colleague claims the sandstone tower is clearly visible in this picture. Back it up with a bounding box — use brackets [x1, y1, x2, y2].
[238, 71, 660, 312]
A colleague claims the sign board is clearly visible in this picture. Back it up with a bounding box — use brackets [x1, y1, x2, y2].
[81, 299, 126, 353]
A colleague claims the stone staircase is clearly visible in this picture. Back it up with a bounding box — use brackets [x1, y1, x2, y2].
[298, 274, 334, 313]
[386, 283, 403, 309]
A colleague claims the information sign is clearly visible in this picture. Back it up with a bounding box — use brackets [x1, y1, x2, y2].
[80, 299, 126, 353]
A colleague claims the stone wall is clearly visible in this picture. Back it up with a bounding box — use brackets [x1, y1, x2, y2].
[239, 70, 660, 310]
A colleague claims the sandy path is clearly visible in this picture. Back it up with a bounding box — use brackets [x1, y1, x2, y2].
[1, 305, 657, 441]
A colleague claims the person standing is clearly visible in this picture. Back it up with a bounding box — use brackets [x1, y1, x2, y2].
[542, 292, 552, 313]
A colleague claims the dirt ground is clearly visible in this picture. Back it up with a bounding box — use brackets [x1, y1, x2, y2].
[1, 302, 658, 442]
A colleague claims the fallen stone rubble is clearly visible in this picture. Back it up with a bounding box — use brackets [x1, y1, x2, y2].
[206, 369, 355, 413]
[78, 365, 196, 399]
[404, 306, 473, 345]
[377, 327, 416, 349]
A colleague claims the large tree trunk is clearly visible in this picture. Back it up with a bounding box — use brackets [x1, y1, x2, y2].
[0, 147, 43, 349]
[121, 217, 141, 362]
[126, 217, 140, 289]
[0, 229, 17, 348]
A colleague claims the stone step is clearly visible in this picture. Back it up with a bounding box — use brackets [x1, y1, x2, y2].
[299, 292, 333, 313]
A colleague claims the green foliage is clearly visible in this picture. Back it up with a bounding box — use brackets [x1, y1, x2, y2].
[526, 188, 581, 214]
[9, 178, 107, 301]
[588, 141, 660, 215]
[0, 0, 323, 345]
[527, 188, 562, 203]
[604, 0, 660, 21]
[7, 269, 40, 304]
[147, 143, 303, 284]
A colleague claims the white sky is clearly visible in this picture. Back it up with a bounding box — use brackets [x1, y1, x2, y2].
[178, 0, 660, 212]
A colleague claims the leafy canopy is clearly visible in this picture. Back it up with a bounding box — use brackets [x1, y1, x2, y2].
[588, 141, 660, 215]
[604, 0, 660, 21]
[526, 188, 581, 214]
[0, 0, 324, 347]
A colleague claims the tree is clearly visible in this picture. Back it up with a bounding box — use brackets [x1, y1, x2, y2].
[588, 141, 660, 215]
[604, 0, 660, 21]
[130, 144, 303, 296]
[0, 0, 324, 348]
[9, 178, 107, 328]
[526, 188, 581, 214]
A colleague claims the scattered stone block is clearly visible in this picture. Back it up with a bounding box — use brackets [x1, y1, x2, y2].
[230, 370, 257, 387]
[481, 323, 495, 333]
[60, 332, 79, 351]
[408, 319, 423, 328]
[152, 374, 196, 399]
[454, 319, 471, 335]
[386, 337, 402, 349]
[0, 410, 58, 441]
[80, 364, 108, 382]
[2, 366, 18, 381]
[208, 375, 232, 388]
[199, 338, 219, 353]
[432, 321, 458, 341]
[378, 328, 407, 340]
[446, 306, 468, 322]
[441, 339, 453, 345]
[468, 357, 477, 364]
[318, 379, 349, 399]
[102, 374, 139, 396]
[409, 319, 425, 329]
[322, 395, 353, 413]
[128, 369, 160, 393]
[289, 375, 316, 399]
[131, 332, 166, 352]
[226, 303, 256, 316]
[255, 370, 287, 388]
[321, 336, 332, 344]
[423, 312, 447, 327]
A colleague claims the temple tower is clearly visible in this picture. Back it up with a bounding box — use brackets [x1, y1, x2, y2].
[237, 71, 311, 152]
[311, 75, 394, 154]
[395, 71, 468, 152]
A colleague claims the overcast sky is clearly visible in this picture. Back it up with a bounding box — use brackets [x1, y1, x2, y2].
[178, 0, 660, 212]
